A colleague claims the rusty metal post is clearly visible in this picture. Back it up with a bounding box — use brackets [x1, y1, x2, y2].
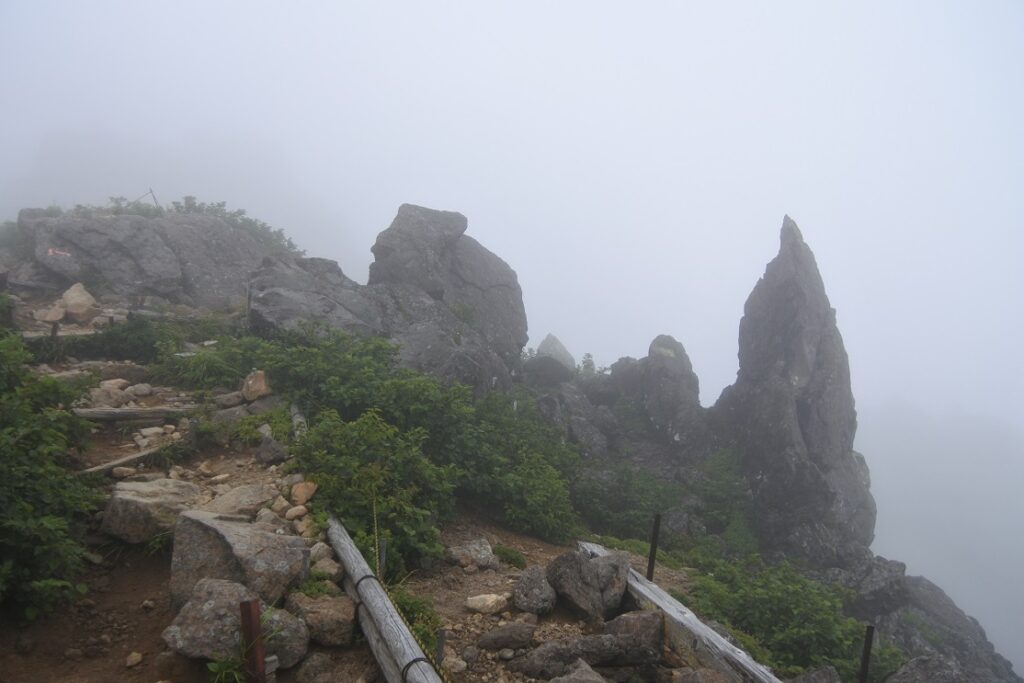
[858, 624, 875, 683]
[646, 513, 661, 581]
[240, 599, 267, 683]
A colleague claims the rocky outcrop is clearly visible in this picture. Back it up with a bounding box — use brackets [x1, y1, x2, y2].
[169, 510, 309, 606]
[712, 217, 875, 566]
[249, 204, 528, 392]
[876, 576, 1020, 683]
[9, 209, 286, 308]
[537, 333, 577, 372]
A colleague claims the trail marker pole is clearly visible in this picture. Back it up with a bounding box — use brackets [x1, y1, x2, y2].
[240, 599, 266, 683]
[647, 513, 661, 581]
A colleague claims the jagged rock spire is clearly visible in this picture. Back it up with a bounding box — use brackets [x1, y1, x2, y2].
[715, 216, 875, 567]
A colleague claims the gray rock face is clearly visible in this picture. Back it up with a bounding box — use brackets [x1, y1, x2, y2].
[248, 256, 384, 336]
[369, 204, 527, 368]
[101, 479, 200, 543]
[248, 204, 528, 393]
[169, 510, 309, 607]
[546, 550, 630, 620]
[887, 655, 970, 683]
[14, 209, 284, 308]
[508, 610, 661, 679]
[537, 333, 577, 372]
[513, 565, 558, 615]
[712, 217, 875, 566]
[162, 578, 308, 669]
[877, 576, 1021, 683]
[640, 335, 708, 449]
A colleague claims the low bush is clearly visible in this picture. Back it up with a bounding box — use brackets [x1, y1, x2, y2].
[0, 333, 101, 619]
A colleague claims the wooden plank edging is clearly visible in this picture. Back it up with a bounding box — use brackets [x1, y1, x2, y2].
[579, 541, 782, 683]
[327, 517, 443, 683]
[73, 406, 197, 421]
[78, 445, 165, 475]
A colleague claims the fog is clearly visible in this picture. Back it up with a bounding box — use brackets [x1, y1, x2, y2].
[2, 1, 1021, 670]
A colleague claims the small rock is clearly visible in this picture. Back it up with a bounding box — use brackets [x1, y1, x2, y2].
[209, 473, 231, 483]
[466, 594, 507, 614]
[213, 391, 245, 408]
[127, 383, 153, 397]
[309, 542, 332, 563]
[499, 648, 515, 660]
[141, 599, 156, 610]
[443, 657, 468, 673]
[285, 505, 309, 521]
[111, 466, 135, 479]
[163, 424, 176, 434]
[64, 648, 84, 660]
[100, 378, 130, 391]
[271, 496, 291, 515]
[242, 370, 272, 401]
[197, 461, 215, 477]
[257, 423, 274, 438]
[256, 435, 288, 465]
[125, 651, 143, 667]
[140, 426, 165, 438]
[311, 557, 343, 582]
[290, 481, 318, 506]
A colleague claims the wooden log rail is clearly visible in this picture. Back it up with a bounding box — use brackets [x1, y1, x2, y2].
[579, 541, 782, 683]
[78, 445, 165, 476]
[73, 406, 197, 421]
[327, 517, 443, 683]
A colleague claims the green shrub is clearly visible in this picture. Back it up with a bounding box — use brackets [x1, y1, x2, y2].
[493, 544, 527, 569]
[684, 554, 901, 680]
[391, 586, 443, 653]
[572, 463, 685, 540]
[231, 408, 293, 445]
[0, 333, 101, 618]
[295, 409, 456, 574]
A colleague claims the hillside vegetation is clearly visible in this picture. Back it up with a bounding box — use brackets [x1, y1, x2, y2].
[4, 316, 904, 681]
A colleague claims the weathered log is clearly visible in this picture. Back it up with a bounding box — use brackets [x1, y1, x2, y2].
[327, 517, 442, 683]
[579, 541, 782, 683]
[73, 406, 196, 421]
[78, 445, 164, 475]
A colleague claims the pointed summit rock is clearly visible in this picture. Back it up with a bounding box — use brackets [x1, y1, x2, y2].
[715, 216, 875, 566]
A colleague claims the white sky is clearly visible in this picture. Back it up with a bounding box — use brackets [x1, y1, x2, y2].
[2, 0, 1022, 669]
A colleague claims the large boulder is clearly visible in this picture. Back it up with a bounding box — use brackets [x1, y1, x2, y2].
[546, 550, 630, 620]
[248, 204, 529, 393]
[162, 578, 309, 669]
[169, 510, 309, 607]
[14, 209, 286, 308]
[712, 217, 875, 566]
[101, 479, 201, 543]
[513, 565, 558, 615]
[368, 203, 527, 369]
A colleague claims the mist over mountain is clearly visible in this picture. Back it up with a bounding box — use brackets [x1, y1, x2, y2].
[859, 404, 1024, 673]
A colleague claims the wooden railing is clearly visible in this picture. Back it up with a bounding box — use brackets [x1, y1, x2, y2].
[579, 541, 782, 683]
[327, 517, 443, 683]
